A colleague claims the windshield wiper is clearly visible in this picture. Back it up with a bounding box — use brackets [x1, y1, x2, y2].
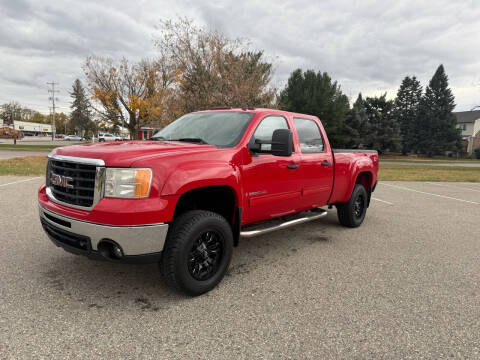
[149, 136, 165, 141]
[172, 138, 209, 145]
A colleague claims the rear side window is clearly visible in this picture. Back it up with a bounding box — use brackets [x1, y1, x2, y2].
[293, 118, 325, 153]
[252, 116, 289, 151]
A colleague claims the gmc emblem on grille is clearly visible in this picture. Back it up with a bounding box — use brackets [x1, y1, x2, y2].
[50, 173, 74, 189]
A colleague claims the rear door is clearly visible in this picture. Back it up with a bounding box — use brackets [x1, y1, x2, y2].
[242, 115, 303, 223]
[293, 117, 334, 207]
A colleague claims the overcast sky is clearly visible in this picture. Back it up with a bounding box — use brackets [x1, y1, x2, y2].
[1, 0, 479, 114]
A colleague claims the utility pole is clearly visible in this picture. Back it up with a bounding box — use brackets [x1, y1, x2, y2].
[47, 82, 59, 141]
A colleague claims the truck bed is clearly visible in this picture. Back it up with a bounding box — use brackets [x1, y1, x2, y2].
[328, 149, 378, 204]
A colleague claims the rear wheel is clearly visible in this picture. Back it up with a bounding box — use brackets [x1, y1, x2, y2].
[337, 184, 368, 228]
[160, 210, 233, 296]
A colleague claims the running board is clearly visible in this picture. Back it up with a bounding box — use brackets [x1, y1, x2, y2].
[240, 208, 328, 238]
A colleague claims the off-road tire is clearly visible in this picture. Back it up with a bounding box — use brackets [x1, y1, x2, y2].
[337, 184, 368, 228]
[160, 210, 233, 296]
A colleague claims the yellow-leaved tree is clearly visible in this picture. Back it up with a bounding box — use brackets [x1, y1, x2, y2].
[84, 56, 177, 138]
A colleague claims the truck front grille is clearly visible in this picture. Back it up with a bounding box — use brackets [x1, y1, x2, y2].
[47, 159, 97, 208]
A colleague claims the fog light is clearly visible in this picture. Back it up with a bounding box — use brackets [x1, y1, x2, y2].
[113, 245, 124, 259]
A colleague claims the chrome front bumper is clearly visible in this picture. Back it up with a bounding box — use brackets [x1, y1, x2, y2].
[39, 206, 169, 262]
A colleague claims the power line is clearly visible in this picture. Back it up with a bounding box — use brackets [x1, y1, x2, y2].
[47, 82, 59, 140]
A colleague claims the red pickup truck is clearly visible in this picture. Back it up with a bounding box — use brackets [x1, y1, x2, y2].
[38, 108, 378, 295]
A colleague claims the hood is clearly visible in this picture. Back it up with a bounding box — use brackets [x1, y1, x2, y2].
[52, 140, 218, 167]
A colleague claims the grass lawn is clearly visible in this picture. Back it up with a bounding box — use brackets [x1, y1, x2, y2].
[1, 155, 479, 181]
[380, 154, 480, 163]
[0, 156, 47, 176]
[379, 164, 480, 182]
[0, 144, 61, 151]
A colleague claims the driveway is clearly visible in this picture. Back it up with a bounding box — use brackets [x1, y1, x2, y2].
[1, 177, 480, 358]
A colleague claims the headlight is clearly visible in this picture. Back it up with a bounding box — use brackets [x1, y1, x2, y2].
[105, 168, 152, 198]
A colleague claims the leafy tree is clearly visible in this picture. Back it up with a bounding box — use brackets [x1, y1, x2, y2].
[393, 76, 422, 155]
[363, 94, 400, 153]
[84, 57, 176, 138]
[343, 93, 370, 148]
[279, 69, 350, 147]
[70, 79, 94, 134]
[417, 65, 462, 156]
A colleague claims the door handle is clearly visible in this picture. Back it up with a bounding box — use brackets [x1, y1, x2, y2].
[286, 163, 300, 169]
[321, 161, 331, 167]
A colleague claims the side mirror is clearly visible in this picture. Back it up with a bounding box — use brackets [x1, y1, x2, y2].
[271, 129, 293, 157]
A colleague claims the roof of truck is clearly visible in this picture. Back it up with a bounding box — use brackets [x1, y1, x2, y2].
[195, 107, 318, 119]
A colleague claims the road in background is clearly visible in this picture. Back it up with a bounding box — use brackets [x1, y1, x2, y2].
[0, 150, 49, 160]
[0, 136, 85, 146]
[1, 179, 479, 358]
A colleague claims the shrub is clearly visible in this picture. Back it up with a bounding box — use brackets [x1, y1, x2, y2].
[474, 148, 480, 159]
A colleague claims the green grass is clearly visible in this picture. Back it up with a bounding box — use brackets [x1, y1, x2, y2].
[0, 144, 61, 151]
[0, 156, 47, 176]
[380, 154, 480, 163]
[379, 164, 480, 182]
[1, 153, 479, 181]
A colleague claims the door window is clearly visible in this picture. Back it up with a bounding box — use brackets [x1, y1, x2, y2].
[293, 118, 325, 153]
[252, 116, 289, 152]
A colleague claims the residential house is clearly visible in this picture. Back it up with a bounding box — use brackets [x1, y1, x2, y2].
[454, 110, 480, 155]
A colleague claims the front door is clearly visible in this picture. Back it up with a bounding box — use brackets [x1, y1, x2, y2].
[241, 115, 302, 224]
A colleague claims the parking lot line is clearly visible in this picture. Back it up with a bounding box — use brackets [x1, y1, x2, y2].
[380, 183, 480, 205]
[426, 182, 480, 193]
[371, 197, 394, 205]
[0, 177, 42, 188]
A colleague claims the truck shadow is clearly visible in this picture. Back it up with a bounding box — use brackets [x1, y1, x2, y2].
[40, 211, 341, 310]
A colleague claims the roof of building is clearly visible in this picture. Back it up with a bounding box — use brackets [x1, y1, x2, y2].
[454, 110, 480, 124]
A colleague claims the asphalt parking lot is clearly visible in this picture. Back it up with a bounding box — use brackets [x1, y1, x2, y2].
[1, 177, 480, 359]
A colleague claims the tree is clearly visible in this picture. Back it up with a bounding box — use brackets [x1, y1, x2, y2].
[417, 65, 462, 156]
[84, 57, 176, 138]
[279, 69, 350, 147]
[156, 18, 276, 114]
[363, 94, 400, 153]
[70, 79, 94, 135]
[343, 94, 370, 148]
[393, 76, 422, 155]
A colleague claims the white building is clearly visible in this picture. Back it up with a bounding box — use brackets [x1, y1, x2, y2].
[13, 120, 52, 136]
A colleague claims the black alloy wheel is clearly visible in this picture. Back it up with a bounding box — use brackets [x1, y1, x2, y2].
[187, 230, 223, 281]
[160, 210, 233, 296]
[337, 183, 368, 228]
[353, 193, 365, 219]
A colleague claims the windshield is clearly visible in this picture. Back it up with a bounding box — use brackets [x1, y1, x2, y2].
[152, 112, 255, 147]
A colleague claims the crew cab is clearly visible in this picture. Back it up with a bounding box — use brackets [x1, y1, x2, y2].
[38, 108, 378, 295]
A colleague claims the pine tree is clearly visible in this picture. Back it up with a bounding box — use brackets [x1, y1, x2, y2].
[344, 93, 370, 148]
[417, 65, 462, 156]
[70, 79, 93, 135]
[363, 94, 400, 154]
[393, 76, 422, 155]
[279, 69, 351, 147]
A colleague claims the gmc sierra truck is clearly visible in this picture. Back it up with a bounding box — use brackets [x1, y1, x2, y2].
[38, 108, 378, 295]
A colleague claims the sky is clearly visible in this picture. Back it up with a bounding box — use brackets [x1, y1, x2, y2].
[1, 0, 479, 115]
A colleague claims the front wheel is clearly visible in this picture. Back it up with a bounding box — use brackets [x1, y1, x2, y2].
[336, 184, 368, 228]
[160, 210, 233, 296]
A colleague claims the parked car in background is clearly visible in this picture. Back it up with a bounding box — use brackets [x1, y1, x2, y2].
[98, 133, 122, 142]
[64, 135, 82, 141]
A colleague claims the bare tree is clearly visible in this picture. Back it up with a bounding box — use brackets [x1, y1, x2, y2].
[155, 18, 276, 113]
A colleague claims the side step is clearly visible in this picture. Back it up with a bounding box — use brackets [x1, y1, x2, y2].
[240, 208, 328, 238]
